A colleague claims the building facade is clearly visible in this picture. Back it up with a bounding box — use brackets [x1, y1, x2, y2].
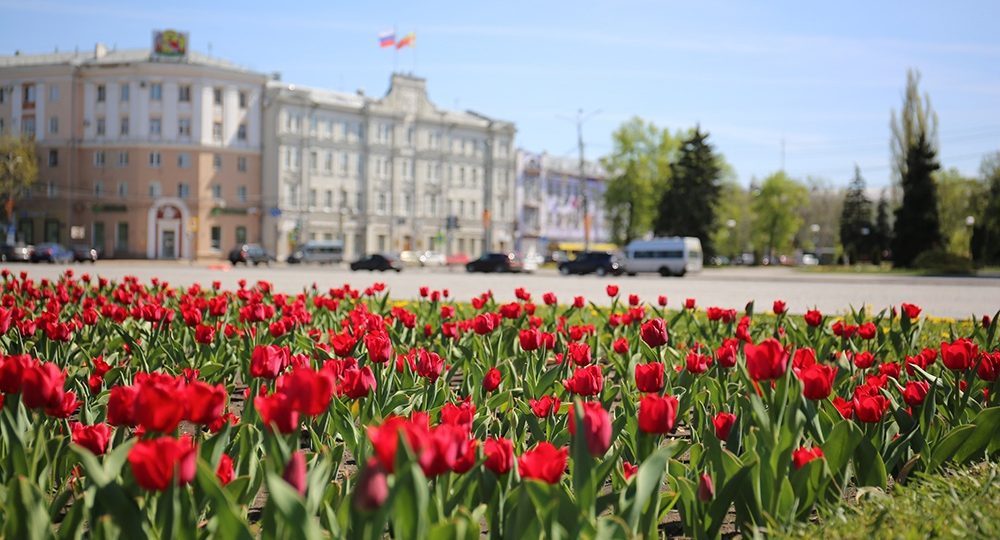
[515, 149, 612, 256]
[262, 74, 517, 260]
[0, 41, 266, 259]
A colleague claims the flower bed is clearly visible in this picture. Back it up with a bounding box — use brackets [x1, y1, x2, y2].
[0, 269, 998, 538]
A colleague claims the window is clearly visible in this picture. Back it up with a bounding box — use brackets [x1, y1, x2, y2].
[309, 151, 318, 171]
[149, 181, 161, 198]
[49, 116, 58, 134]
[21, 117, 35, 137]
[48, 149, 58, 167]
[324, 152, 333, 172]
[401, 159, 412, 180]
[94, 180, 104, 197]
[238, 91, 247, 109]
[210, 226, 221, 250]
[211, 184, 222, 199]
[177, 153, 191, 168]
[117, 182, 127, 198]
[235, 226, 247, 245]
[339, 153, 349, 175]
[213, 88, 222, 105]
[324, 189, 333, 208]
[178, 85, 191, 102]
[213, 154, 222, 170]
[378, 193, 387, 214]
[237, 123, 247, 141]
[49, 85, 59, 102]
[120, 117, 129, 136]
[119, 83, 129, 102]
[406, 126, 414, 146]
[116, 222, 128, 253]
[308, 189, 317, 207]
[117, 151, 129, 167]
[310, 117, 318, 133]
[178, 118, 191, 137]
[150, 83, 162, 101]
[213, 122, 222, 142]
[403, 193, 412, 213]
[93, 151, 105, 167]
[96, 117, 106, 136]
[96, 84, 106, 102]
[23, 84, 36, 106]
[237, 186, 247, 203]
[150, 118, 161, 136]
[178, 183, 190, 199]
[46, 182, 56, 198]
[149, 151, 161, 167]
[237, 156, 247, 172]
[93, 222, 105, 253]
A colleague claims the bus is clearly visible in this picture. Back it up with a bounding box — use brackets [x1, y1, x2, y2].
[622, 237, 703, 277]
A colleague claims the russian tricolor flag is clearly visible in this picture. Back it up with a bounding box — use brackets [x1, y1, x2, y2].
[378, 30, 395, 48]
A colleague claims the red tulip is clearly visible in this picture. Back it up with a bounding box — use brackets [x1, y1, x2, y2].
[638, 394, 678, 434]
[185, 381, 227, 425]
[194, 323, 215, 344]
[563, 365, 603, 396]
[743, 339, 789, 381]
[484, 437, 514, 475]
[634, 362, 664, 393]
[250, 345, 290, 379]
[567, 401, 612, 457]
[941, 338, 978, 371]
[364, 331, 393, 364]
[452, 439, 479, 474]
[71, 422, 112, 456]
[791, 348, 817, 370]
[832, 396, 854, 419]
[45, 390, 81, 418]
[792, 446, 824, 469]
[0, 354, 32, 394]
[518, 442, 568, 484]
[623, 461, 638, 481]
[657, 295, 668, 307]
[482, 367, 502, 392]
[772, 300, 787, 315]
[640, 318, 668, 348]
[283, 451, 307, 495]
[804, 309, 822, 327]
[338, 366, 377, 399]
[21, 361, 66, 409]
[543, 292, 557, 305]
[853, 351, 875, 369]
[567, 342, 592, 365]
[107, 385, 140, 426]
[606, 285, 619, 297]
[440, 399, 476, 433]
[797, 364, 837, 400]
[853, 393, 889, 423]
[684, 298, 696, 309]
[128, 435, 197, 491]
[712, 412, 736, 441]
[519, 328, 541, 351]
[901, 303, 921, 319]
[216, 454, 234, 485]
[473, 314, 496, 335]
[685, 351, 712, 374]
[613, 337, 629, 355]
[529, 395, 561, 418]
[698, 473, 715, 501]
[902, 381, 930, 407]
[255, 392, 300, 433]
[134, 374, 187, 433]
[354, 459, 389, 511]
[279, 366, 335, 415]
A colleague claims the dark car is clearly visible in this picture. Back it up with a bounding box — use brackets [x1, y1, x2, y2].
[466, 252, 523, 273]
[558, 251, 623, 276]
[0, 243, 33, 262]
[350, 253, 402, 272]
[71, 245, 99, 263]
[30, 243, 74, 263]
[228, 244, 273, 266]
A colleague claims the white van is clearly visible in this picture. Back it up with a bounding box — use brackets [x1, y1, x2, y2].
[622, 237, 703, 277]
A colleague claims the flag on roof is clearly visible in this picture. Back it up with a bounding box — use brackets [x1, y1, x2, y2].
[378, 30, 395, 48]
[396, 32, 416, 49]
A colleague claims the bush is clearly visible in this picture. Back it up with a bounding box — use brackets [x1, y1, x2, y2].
[774, 461, 1000, 540]
[912, 249, 974, 275]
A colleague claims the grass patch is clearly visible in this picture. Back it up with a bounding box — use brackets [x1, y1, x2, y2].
[773, 461, 1000, 540]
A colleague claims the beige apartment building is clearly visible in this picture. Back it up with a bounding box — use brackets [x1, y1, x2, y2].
[0, 40, 266, 259]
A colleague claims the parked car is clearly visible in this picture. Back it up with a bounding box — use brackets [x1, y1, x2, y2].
[286, 240, 344, 264]
[622, 237, 703, 277]
[520, 252, 544, 273]
[558, 251, 623, 276]
[418, 251, 447, 267]
[71, 245, 99, 263]
[0, 243, 33, 262]
[399, 250, 423, 267]
[446, 252, 470, 266]
[466, 252, 523, 273]
[350, 253, 402, 272]
[228, 244, 273, 266]
[30, 243, 74, 264]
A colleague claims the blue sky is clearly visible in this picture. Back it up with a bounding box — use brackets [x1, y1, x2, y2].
[3, 0, 999, 188]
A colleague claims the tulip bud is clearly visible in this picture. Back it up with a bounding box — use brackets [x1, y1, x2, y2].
[353, 460, 389, 511]
[282, 451, 307, 495]
[697, 473, 714, 502]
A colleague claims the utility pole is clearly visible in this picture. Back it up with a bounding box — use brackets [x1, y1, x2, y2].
[562, 108, 601, 252]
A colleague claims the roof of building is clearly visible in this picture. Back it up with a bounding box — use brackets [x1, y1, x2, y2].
[0, 46, 262, 76]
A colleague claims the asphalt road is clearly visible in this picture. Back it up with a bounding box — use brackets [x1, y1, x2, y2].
[6, 261, 1000, 319]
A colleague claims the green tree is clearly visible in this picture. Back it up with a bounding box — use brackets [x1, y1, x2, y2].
[971, 151, 1000, 265]
[0, 136, 39, 227]
[654, 127, 724, 256]
[711, 180, 753, 261]
[752, 171, 808, 262]
[601, 118, 680, 245]
[797, 176, 843, 256]
[873, 194, 892, 264]
[839, 166, 873, 264]
[892, 132, 942, 267]
[890, 69, 938, 205]
[935, 167, 985, 257]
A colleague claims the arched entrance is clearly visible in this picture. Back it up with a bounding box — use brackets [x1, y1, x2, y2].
[147, 198, 191, 260]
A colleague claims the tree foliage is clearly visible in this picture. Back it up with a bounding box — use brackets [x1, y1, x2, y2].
[892, 132, 942, 267]
[601, 118, 680, 245]
[971, 151, 1000, 265]
[0, 136, 39, 222]
[711, 180, 753, 259]
[890, 69, 938, 203]
[839, 166, 874, 264]
[654, 127, 723, 256]
[873, 194, 892, 264]
[751, 171, 809, 261]
[935, 167, 985, 257]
